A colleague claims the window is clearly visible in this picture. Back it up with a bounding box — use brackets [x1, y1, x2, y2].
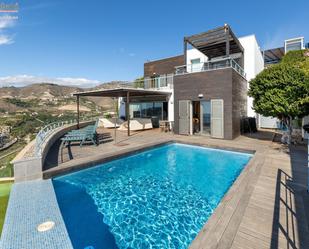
[190, 58, 201, 72]
[285, 37, 304, 53]
[130, 102, 165, 120]
[191, 58, 201, 64]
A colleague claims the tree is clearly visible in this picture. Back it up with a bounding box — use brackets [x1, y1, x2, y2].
[133, 77, 144, 88]
[248, 49, 309, 143]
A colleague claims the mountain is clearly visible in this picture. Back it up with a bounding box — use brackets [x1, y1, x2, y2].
[0, 81, 133, 110]
[0, 83, 80, 99]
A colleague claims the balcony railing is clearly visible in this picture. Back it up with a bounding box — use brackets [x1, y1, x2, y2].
[175, 57, 246, 78]
[133, 75, 174, 90]
[35, 116, 99, 157]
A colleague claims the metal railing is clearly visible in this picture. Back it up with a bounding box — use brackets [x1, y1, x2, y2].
[34, 116, 98, 157]
[133, 75, 174, 90]
[175, 57, 246, 78]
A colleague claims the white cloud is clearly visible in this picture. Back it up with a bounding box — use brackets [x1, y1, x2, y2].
[0, 34, 13, 45]
[0, 18, 16, 29]
[0, 17, 16, 45]
[129, 53, 136, 57]
[0, 75, 101, 88]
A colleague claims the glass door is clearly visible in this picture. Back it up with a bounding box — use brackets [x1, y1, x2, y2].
[200, 101, 211, 135]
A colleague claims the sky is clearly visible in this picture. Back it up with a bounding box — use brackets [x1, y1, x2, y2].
[0, 0, 308, 87]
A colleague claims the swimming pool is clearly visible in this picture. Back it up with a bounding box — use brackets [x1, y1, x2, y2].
[53, 143, 252, 249]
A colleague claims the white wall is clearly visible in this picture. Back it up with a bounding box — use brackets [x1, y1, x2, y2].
[186, 48, 208, 70]
[239, 35, 264, 117]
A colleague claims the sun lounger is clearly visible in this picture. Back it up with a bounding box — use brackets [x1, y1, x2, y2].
[118, 118, 153, 131]
[99, 118, 122, 128]
[61, 120, 99, 147]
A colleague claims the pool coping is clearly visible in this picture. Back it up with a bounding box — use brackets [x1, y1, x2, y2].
[43, 139, 262, 248]
[43, 139, 255, 179]
[190, 145, 264, 248]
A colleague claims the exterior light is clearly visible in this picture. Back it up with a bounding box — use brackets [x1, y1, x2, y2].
[37, 221, 55, 232]
[198, 94, 204, 98]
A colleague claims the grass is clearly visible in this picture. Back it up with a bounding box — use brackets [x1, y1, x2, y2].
[0, 181, 13, 234]
[0, 141, 26, 178]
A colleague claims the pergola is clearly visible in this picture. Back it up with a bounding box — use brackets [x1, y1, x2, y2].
[73, 88, 171, 136]
[184, 24, 244, 62]
[263, 47, 285, 65]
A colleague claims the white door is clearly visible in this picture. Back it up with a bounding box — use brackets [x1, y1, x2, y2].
[211, 99, 224, 138]
[179, 100, 190, 135]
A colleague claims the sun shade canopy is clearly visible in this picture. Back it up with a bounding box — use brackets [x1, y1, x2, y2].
[73, 88, 171, 98]
[185, 25, 244, 59]
[263, 47, 285, 65]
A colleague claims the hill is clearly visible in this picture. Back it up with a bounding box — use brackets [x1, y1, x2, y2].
[0, 81, 132, 112]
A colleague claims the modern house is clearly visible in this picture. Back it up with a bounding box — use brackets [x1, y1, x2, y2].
[119, 24, 264, 139]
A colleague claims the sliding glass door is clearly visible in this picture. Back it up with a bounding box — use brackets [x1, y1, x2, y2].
[200, 101, 211, 135]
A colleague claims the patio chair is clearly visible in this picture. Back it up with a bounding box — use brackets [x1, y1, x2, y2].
[66, 120, 98, 136]
[61, 120, 99, 147]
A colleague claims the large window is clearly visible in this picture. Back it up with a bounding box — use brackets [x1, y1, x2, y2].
[130, 102, 165, 120]
[285, 37, 304, 53]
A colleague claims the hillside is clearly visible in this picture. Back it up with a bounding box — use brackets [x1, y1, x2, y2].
[0, 81, 132, 111]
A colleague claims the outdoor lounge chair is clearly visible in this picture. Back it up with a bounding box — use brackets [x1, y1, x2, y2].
[61, 120, 99, 147]
[99, 118, 122, 128]
[118, 118, 153, 131]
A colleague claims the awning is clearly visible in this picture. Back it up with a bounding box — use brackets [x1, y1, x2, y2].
[263, 47, 284, 65]
[73, 87, 171, 98]
[73, 87, 171, 136]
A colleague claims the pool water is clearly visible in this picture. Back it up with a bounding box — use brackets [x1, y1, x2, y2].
[53, 143, 252, 249]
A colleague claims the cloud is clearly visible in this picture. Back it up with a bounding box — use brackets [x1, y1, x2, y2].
[0, 17, 16, 45]
[0, 18, 16, 29]
[129, 53, 136, 57]
[0, 34, 13, 45]
[0, 75, 101, 88]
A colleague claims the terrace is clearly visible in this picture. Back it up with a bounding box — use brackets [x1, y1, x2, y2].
[177, 24, 246, 78]
[2, 124, 309, 248]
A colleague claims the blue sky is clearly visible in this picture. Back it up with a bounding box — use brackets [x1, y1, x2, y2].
[0, 0, 308, 87]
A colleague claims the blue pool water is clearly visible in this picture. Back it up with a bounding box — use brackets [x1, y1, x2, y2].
[53, 143, 252, 249]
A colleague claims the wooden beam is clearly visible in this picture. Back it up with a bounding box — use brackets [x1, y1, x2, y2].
[184, 38, 187, 65]
[126, 91, 130, 136]
[225, 24, 230, 57]
[76, 95, 80, 129]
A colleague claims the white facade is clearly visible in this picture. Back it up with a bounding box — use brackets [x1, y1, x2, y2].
[238, 35, 264, 117]
[186, 48, 208, 72]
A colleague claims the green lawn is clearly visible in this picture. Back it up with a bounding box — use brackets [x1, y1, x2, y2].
[0, 182, 13, 234]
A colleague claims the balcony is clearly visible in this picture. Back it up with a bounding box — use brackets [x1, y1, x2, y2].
[175, 57, 246, 78]
[135, 75, 174, 90]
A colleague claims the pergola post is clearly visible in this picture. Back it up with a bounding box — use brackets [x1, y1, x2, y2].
[184, 38, 187, 68]
[225, 24, 230, 57]
[126, 91, 130, 136]
[76, 95, 80, 129]
[114, 97, 118, 144]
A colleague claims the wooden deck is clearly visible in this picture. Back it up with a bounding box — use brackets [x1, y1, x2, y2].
[44, 128, 309, 249]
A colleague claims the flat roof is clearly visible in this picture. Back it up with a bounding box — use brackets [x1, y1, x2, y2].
[185, 25, 244, 59]
[73, 87, 171, 98]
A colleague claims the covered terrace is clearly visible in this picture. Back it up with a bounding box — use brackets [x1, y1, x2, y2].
[73, 87, 171, 136]
[183, 24, 244, 63]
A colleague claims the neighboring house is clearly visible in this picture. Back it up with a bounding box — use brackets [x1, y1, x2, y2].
[120, 24, 264, 139]
[259, 37, 308, 129]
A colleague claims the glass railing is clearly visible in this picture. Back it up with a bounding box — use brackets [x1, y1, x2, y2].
[35, 116, 99, 157]
[175, 57, 246, 78]
[133, 75, 174, 90]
